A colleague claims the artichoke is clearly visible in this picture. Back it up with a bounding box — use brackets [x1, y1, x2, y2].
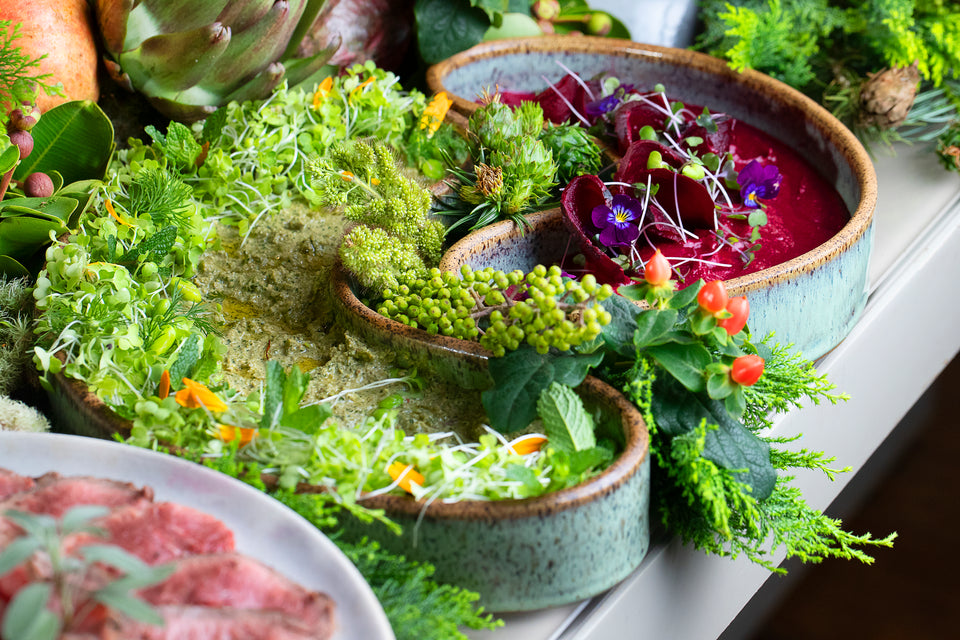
[94, 0, 339, 121]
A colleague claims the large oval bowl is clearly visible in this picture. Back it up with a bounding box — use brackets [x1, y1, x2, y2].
[428, 36, 877, 360]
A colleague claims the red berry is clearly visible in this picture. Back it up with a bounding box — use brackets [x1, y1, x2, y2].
[24, 172, 54, 198]
[717, 296, 750, 336]
[8, 130, 33, 159]
[697, 280, 728, 315]
[643, 250, 672, 286]
[731, 355, 764, 386]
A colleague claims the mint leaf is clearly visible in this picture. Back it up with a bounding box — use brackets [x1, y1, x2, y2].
[537, 382, 595, 453]
[162, 121, 202, 170]
[281, 404, 333, 434]
[168, 334, 200, 384]
[282, 364, 310, 415]
[415, 0, 490, 65]
[260, 360, 285, 429]
[506, 464, 543, 495]
[569, 446, 614, 474]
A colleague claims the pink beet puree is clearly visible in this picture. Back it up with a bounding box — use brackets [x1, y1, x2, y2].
[645, 119, 849, 283]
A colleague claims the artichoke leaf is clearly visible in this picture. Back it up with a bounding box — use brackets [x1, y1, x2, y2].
[13, 102, 115, 186]
[217, 0, 278, 32]
[123, 0, 229, 47]
[281, 0, 331, 60]
[281, 36, 340, 88]
[207, 0, 305, 88]
[96, 0, 136, 54]
[220, 62, 285, 105]
[118, 23, 232, 93]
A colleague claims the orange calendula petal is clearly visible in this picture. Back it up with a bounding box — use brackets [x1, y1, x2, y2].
[218, 424, 257, 447]
[158, 370, 170, 400]
[104, 199, 134, 227]
[312, 76, 334, 109]
[387, 461, 424, 494]
[508, 435, 547, 456]
[175, 378, 228, 413]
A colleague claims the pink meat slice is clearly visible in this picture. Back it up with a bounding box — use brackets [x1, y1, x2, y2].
[2, 473, 153, 519]
[0, 468, 34, 500]
[137, 553, 335, 629]
[102, 605, 333, 640]
[62, 502, 235, 565]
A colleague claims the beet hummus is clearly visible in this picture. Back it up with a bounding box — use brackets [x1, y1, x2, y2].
[502, 75, 850, 286]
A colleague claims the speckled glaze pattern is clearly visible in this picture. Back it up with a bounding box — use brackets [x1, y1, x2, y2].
[347, 376, 651, 612]
[428, 36, 878, 360]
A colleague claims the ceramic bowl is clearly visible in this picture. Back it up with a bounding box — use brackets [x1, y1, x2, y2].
[347, 374, 650, 612]
[427, 36, 877, 360]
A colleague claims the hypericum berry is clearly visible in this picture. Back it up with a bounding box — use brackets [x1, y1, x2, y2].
[717, 296, 750, 336]
[697, 280, 728, 315]
[8, 129, 33, 159]
[8, 105, 40, 131]
[24, 172, 54, 198]
[730, 354, 765, 386]
[643, 250, 672, 286]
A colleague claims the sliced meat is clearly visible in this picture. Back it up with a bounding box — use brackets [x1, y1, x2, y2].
[102, 605, 332, 640]
[2, 473, 153, 519]
[138, 553, 334, 629]
[62, 502, 235, 565]
[0, 468, 34, 500]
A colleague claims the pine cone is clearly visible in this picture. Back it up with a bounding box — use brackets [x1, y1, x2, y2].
[859, 62, 921, 130]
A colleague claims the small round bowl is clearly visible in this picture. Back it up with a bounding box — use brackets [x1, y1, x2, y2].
[427, 36, 877, 360]
[347, 374, 650, 612]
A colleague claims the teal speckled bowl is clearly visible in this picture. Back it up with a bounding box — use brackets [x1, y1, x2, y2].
[348, 375, 650, 613]
[428, 36, 877, 360]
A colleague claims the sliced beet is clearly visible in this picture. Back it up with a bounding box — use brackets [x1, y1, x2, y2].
[616, 140, 685, 185]
[535, 74, 592, 124]
[560, 175, 631, 286]
[614, 101, 669, 152]
[643, 167, 717, 233]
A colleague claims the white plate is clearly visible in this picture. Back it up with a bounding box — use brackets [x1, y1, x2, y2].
[0, 431, 395, 640]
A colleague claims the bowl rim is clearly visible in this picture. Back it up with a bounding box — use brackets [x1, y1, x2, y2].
[425, 35, 878, 297]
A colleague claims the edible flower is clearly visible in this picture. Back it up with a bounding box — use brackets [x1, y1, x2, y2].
[311, 76, 334, 110]
[175, 378, 228, 413]
[737, 159, 782, 209]
[592, 194, 643, 247]
[419, 91, 453, 137]
[158, 370, 170, 400]
[387, 461, 424, 494]
[104, 199, 134, 227]
[585, 93, 621, 116]
[508, 435, 547, 455]
[217, 424, 258, 447]
[349, 75, 376, 101]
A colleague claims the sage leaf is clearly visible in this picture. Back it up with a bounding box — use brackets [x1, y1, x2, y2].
[2, 583, 59, 640]
[537, 382, 595, 453]
[260, 360, 286, 429]
[0, 536, 41, 575]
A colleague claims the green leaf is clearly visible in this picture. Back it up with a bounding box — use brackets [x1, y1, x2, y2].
[551, 350, 603, 386]
[748, 208, 768, 227]
[669, 280, 702, 310]
[93, 589, 165, 626]
[281, 403, 333, 434]
[260, 360, 286, 429]
[168, 334, 201, 384]
[0, 536, 41, 575]
[2, 583, 60, 640]
[537, 382, 595, 453]
[0, 142, 19, 174]
[282, 364, 310, 415]
[599, 293, 640, 355]
[201, 106, 228, 145]
[0, 195, 77, 223]
[162, 121, 203, 170]
[632, 308, 679, 350]
[13, 100, 115, 184]
[505, 464, 543, 494]
[647, 342, 712, 393]
[60, 505, 109, 534]
[651, 378, 776, 499]
[569, 445, 614, 474]
[79, 544, 152, 575]
[415, 0, 490, 65]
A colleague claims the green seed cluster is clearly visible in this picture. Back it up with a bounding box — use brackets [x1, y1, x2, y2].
[377, 265, 614, 356]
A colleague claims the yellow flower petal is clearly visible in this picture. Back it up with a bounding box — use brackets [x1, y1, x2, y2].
[175, 378, 228, 413]
[217, 424, 257, 447]
[387, 462, 424, 494]
[508, 435, 547, 456]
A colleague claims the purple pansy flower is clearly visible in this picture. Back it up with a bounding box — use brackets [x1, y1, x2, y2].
[592, 194, 643, 247]
[737, 159, 782, 209]
[585, 94, 621, 116]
